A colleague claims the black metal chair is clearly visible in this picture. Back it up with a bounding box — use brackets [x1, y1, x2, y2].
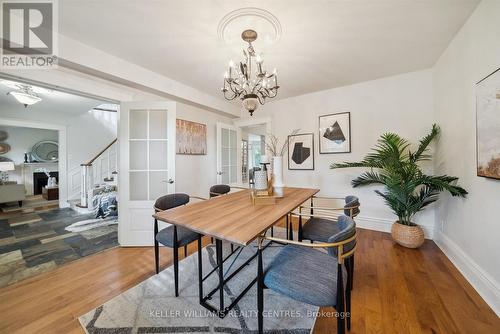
[154, 193, 203, 297]
[257, 215, 357, 334]
[209, 184, 231, 197]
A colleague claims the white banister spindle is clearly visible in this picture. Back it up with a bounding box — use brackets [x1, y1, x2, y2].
[80, 165, 88, 207]
[107, 149, 111, 180]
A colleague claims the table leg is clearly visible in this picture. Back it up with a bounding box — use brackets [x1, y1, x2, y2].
[197, 235, 203, 304]
[285, 214, 289, 240]
[257, 239, 264, 334]
[216, 239, 224, 312]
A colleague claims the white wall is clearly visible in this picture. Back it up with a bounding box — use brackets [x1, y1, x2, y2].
[246, 69, 436, 236]
[0, 125, 58, 183]
[432, 0, 500, 315]
[175, 102, 232, 198]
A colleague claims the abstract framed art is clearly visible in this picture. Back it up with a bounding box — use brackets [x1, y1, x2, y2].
[288, 133, 314, 170]
[176, 119, 207, 155]
[319, 111, 351, 154]
[476, 67, 500, 180]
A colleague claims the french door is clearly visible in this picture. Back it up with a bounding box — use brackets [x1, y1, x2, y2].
[216, 122, 241, 185]
[119, 102, 176, 246]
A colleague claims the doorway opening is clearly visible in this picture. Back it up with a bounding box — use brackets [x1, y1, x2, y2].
[241, 125, 267, 184]
[0, 77, 120, 287]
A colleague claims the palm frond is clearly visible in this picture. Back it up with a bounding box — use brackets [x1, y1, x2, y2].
[351, 171, 386, 187]
[409, 124, 440, 163]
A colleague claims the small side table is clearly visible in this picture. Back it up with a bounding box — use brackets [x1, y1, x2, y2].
[42, 187, 59, 201]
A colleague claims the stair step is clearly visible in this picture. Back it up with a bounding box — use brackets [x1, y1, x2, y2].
[68, 199, 93, 214]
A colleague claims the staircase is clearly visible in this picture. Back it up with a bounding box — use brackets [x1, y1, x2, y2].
[69, 139, 117, 212]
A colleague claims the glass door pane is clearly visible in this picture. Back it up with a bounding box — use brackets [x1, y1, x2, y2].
[129, 109, 169, 201]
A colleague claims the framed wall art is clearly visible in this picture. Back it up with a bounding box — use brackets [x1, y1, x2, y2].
[176, 119, 207, 155]
[476, 67, 500, 180]
[288, 133, 314, 170]
[319, 112, 351, 154]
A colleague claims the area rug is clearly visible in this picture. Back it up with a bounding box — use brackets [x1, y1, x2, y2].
[65, 217, 118, 232]
[79, 235, 318, 333]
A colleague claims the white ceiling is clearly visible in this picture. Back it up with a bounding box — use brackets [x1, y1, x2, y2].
[59, 0, 479, 100]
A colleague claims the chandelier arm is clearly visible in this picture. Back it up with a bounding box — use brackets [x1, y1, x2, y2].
[223, 90, 238, 100]
[256, 93, 266, 105]
[228, 82, 241, 96]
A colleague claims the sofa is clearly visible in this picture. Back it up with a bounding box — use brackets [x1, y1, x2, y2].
[0, 183, 26, 206]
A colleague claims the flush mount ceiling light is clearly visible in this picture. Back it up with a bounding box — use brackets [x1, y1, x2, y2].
[7, 85, 42, 107]
[221, 29, 279, 116]
[1, 80, 52, 94]
[1, 80, 50, 107]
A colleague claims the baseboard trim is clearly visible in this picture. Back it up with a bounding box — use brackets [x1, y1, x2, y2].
[434, 231, 500, 317]
[354, 215, 434, 239]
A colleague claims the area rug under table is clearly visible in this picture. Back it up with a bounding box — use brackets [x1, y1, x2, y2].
[79, 236, 318, 333]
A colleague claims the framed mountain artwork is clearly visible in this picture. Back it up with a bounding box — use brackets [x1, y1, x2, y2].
[288, 133, 314, 170]
[319, 112, 351, 154]
[476, 68, 500, 180]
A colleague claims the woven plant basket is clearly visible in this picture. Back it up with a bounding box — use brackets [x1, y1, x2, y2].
[391, 222, 425, 248]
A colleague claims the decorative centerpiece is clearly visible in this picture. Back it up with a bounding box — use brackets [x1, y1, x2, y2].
[251, 176, 276, 205]
[264, 129, 299, 196]
[254, 155, 270, 190]
[331, 124, 467, 248]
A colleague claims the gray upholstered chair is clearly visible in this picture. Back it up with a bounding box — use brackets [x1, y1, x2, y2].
[154, 193, 203, 297]
[257, 215, 357, 334]
[292, 195, 359, 330]
[299, 196, 360, 242]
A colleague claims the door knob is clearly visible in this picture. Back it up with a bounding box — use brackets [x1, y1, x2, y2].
[167, 179, 174, 184]
[217, 171, 223, 175]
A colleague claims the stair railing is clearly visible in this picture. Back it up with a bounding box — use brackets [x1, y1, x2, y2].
[80, 138, 117, 208]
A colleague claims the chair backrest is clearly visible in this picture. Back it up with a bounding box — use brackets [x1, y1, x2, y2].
[344, 195, 360, 217]
[154, 193, 190, 212]
[327, 215, 356, 258]
[209, 184, 230, 198]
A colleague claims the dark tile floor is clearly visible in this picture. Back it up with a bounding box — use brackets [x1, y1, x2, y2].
[0, 207, 118, 287]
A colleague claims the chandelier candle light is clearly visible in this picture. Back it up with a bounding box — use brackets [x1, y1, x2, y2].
[221, 29, 279, 116]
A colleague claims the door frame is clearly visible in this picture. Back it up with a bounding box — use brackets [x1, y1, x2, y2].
[232, 116, 273, 187]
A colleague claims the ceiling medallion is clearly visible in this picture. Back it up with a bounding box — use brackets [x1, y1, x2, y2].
[221, 29, 279, 116]
[217, 7, 282, 45]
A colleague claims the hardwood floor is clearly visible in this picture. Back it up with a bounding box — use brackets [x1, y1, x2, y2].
[0, 227, 498, 334]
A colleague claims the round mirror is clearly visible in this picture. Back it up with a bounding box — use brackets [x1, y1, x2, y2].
[31, 141, 59, 162]
[0, 143, 10, 155]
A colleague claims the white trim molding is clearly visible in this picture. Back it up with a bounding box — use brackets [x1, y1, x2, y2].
[434, 231, 500, 317]
[354, 215, 435, 240]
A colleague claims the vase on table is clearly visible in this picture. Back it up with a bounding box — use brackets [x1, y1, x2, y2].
[272, 156, 284, 197]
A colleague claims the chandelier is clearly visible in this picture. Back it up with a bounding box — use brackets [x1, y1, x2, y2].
[221, 29, 279, 116]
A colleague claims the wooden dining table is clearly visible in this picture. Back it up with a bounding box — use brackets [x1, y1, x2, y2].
[153, 187, 319, 317]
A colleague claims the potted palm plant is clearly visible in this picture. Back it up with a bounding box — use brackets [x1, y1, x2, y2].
[331, 124, 467, 248]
